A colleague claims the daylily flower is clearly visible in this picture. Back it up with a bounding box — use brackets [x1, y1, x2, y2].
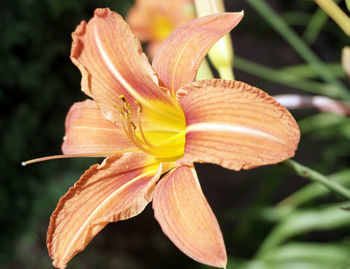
[28, 8, 300, 269]
[127, 0, 195, 58]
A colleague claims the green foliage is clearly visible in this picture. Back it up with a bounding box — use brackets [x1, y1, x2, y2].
[246, 0, 350, 100]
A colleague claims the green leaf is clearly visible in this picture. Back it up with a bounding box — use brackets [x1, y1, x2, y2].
[246, 0, 350, 101]
[346, 0, 350, 12]
[256, 203, 350, 256]
[278, 169, 350, 209]
[281, 63, 345, 79]
[303, 0, 342, 43]
[298, 113, 349, 135]
[234, 57, 339, 97]
[261, 242, 350, 264]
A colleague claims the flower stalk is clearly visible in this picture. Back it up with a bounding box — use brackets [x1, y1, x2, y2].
[342, 47, 350, 79]
[314, 0, 350, 36]
[282, 159, 350, 200]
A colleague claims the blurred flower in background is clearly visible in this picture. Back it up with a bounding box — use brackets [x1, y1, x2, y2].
[127, 0, 195, 58]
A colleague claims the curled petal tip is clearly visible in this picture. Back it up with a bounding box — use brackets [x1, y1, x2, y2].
[74, 21, 86, 36]
[94, 7, 110, 17]
[153, 13, 243, 95]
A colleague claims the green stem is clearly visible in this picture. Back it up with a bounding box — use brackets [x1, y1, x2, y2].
[234, 56, 341, 98]
[278, 169, 350, 210]
[246, 0, 350, 101]
[346, 0, 350, 12]
[314, 0, 350, 36]
[303, 0, 342, 43]
[282, 63, 344, 79]
[282, 159, 350, 199]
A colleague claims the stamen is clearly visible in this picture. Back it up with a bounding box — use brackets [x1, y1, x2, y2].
[121, 116, 154, 154]
[122, 107, 130, 116]
[115, 97, 155, 155]
[115, 96, 185, 161]
[115, 103, 152, 154]
[114, 105, 124, 116]
[135, 101, 156, 149]
[119, 95, 132, 115]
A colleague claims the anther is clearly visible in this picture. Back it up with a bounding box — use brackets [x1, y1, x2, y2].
[119, 95, 132, 115]
[119, 95, 126, 102]
[130, 121, 136, 130]
[135, 100, 142, 113]
[114, 105, 124, 117]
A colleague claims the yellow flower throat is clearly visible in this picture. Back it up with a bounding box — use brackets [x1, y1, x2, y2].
[116, 95, 186, 162]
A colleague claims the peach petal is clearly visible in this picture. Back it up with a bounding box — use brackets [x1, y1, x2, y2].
[62, 99, 135, 155]
[152, 12, 243, 95]
[47, 152, 162, 268]
[153, 165, 227, 268]
[177, 79, 300, 170]
[70, 8, 173, 123]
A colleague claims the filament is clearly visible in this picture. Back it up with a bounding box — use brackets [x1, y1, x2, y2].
[135, 101, 156, 149]
[115, 96, 185, 160]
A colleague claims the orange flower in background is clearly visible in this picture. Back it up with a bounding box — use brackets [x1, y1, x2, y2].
[127, 0, 195, 58]
[32, 8, 300, 269]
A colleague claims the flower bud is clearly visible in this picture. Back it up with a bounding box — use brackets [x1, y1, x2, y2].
[194, 0, 235, 79]
[342, 46, 350, 79]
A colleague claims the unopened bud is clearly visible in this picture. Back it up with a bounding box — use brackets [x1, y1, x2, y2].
[342, 47, 350, 79]
[194, 0, 235, 79]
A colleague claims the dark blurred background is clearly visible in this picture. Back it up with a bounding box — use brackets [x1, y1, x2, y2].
[1, 0, 350, 268]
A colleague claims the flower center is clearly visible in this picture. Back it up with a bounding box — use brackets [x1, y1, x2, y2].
[116, 96, 186, 162]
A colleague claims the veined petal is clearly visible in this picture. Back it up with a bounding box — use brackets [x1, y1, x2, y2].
[177, 79, 300, 170]
[62, 99, 135, 155]
[152, 13, 243, 95]
[70, 8, 173, 123]
[153, 165, 226, 268]
[47, 152, 162, 269]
